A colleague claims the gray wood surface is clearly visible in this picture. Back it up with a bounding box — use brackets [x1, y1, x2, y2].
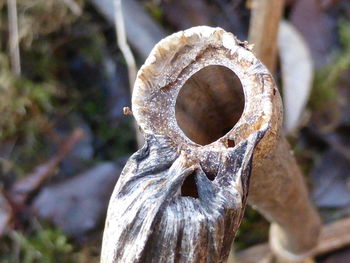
[101, 132, 264, 263]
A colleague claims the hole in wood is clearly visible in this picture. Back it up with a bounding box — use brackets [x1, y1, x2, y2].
[227, 139, 235, 148]
[181, 172, 199, 198]
[175, 65, 244, 145]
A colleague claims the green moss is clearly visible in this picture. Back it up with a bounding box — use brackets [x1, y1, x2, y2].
[144, 2, 164, 23]
[0, 54, 57, 140]
[77, 25, 105, 64]
[309, 20, 350, 110]
[0, 225, 77, 263]
[0, 0, 85, 48]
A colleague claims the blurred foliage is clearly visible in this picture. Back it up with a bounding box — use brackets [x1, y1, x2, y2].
[0, 1, 116, 173]
[0, 0, 85, 48]
[144, 1, 164, 23]
[0, 223, 100, 263]
[310, 20, 350, 110]
[0, 54, 56, 140]
[0, 0, 89, 166]
[1, 226, 74, 263]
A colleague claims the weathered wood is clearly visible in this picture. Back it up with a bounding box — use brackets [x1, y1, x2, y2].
[101, 26, 279, 263]
[237, 217, 350, 263]
[101, 133, 263, 263]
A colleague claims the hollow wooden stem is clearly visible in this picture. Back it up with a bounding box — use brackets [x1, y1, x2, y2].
[101, 26, 320, 263]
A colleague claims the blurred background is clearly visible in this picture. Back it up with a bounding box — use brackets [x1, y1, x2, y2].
[0, 0, 350, 262]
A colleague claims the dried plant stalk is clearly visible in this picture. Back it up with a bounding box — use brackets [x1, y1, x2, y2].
[249, 136, 321, 263]
[248, 1, 321, 261]
[101, 26, 319, 263]
[7, 0, 21, 75]
[248, 0, 284, 72]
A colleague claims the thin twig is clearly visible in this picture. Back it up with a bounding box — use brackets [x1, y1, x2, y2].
[113, 0, 137, 88]
[8, 230, 20, 263]
[7, 0, 21, 76]
[113, 0, 144, 147]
